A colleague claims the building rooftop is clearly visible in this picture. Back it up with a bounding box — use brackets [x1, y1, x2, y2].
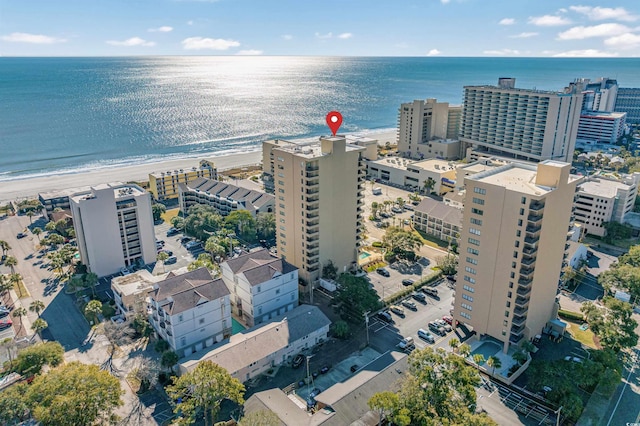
[69, 182, 146, 202]
[182, 177, 274, 209]
[149, 160, 216, 178]
[149, 267, 230, 315]
[111, 268, 168, 298]
[579, 111, 627, 119]
[271, 136, 365, 159]
[464, 84, 559, 96]
[578, 177, 634, 198]
[370, 157, 456, 173]
[180, 305, 330, 374]
[443, 190, 465, 205]
[39, 186, 92, 201]
[415, 197, 463, 225]
[223, 248, 297, 286]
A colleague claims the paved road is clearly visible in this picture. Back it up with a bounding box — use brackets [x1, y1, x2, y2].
[602, 348, 640, 426]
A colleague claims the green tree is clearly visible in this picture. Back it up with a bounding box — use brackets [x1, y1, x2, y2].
[171, 215, 185, 230]
[85, 299, 103, 325]
[12, 307, 27, 333]
[334, 274, 382, 322]
[84, 272, 99, 297]
[26, 210, 35, 224]
[0, 382, 30, 425]
[66, 276, 85, 297]
[13, 341, 64, 376]
[561, 265, 577, 288]
[473, 354, 486, 373]
[9, 273, 23, 297]
[619, 244, 640, 267]
[4, 255, 17, 273]
[166, 360, 245, 426]
[188, 254, 220, 276]
[204, 236, 227, 259]
[25, 362, 123, 426]
[448, 337, 460, 353]
[44, 233, 64, 248]
[225, 210, 257, 242]
[184, 205, 225, 241]
[238, 409, 281, 426]
[44, 221, 57, 232]
[368, 391, 399, 426]
[157, 251, 169, 272]
[581, 298, 638, 352]
[423, 177, 436, 194]
[487, 356, 502, 378]
[255, 212, 276, 241]
[331, 320, 350, 339]
[322, 260, 338, 280]
[0, 274, 14, 297]
[0, 240, 10, 256]
[161, 350, 179, 372]
[32, 227, 42, 242]
[459, 343, 472, 358]
[512, 350, 528, 365]
[436, 253, 458, 276]
[382, 227, 423, 256]
[152, 203, 167, 222]
[31, 318, 48, 339]
[29, 299, 45, 318]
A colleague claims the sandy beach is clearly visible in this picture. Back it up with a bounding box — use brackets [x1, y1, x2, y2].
[0, 130, 397, 203]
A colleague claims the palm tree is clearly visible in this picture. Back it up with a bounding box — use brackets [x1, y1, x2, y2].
[32, 227, 42, 242]
[9, 273, 23, 298]
[448, 337, 460, 353]
[0, 275, 13, 297]
[31, 318, 48, 340]
[459, 343, 472, 358]
[204, 236, 226, 260]
[26, 210, 35, 224]
[157, 251, 169, 272]
[44, 221, 57, 232]
[4, 256, 17, 274]
[473, 354, 486, 373]
[85, 299, 102, 325]
[67, 276, 85, 298]
[0, 240, 10, 257]
[84, 272, 99, 297]
[423, 177, 436, 195]
[521, 340, 536, 354]
[512, 350, 528, 366]
[487, 355, 502, 378]
[12, 307, 27, 333]
[29, 300, 45, 317]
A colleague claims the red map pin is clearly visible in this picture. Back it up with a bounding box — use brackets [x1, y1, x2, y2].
[326, 111, 343, 136]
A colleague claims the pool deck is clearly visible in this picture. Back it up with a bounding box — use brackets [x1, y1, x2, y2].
[467, 337, 519, 379]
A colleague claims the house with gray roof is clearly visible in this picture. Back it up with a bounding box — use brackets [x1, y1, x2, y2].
[148, 267, 232, 358]
[242, 351, 408, 425]
[412, 197, 463, 244]
[221, 248, 299, 327]
[179, 304, 331, 382]
[178, 177, 274, 217]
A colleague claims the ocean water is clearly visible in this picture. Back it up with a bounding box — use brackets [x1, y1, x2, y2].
[2, 56, 640, 180]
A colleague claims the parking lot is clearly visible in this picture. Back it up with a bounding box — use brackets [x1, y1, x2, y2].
[152, 222, 202, 274]
[368, 257, 435, 300]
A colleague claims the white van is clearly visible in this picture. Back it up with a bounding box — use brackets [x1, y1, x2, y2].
[372, 187, 382, 195]
[398, 336, 414, 350]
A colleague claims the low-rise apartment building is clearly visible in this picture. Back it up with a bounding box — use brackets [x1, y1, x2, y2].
[178, 177, 274, 217]
[38, 186, 91, 220]
[179, 305, 331, 381]
[111, 268, 166, 315]
[148, 160, 217, 201]
[367, 157, 457, 195]
[148, 267, 231, 358]
[412, 198, 463, 244]
[574, 174, 639, 237]
[220, 249, 298, 327]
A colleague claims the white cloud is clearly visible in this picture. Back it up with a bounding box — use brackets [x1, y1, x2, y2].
[148, 26, 173, 33]
[483, 49, 520, 55]
[509, 32, 539, 38]
[337, 33, 353, 39]
[553, 49, 618, 57]
[187, 20, 194, 26]
[282, 34, 293, 41]
[315, 32, 333, 39]
[236, 49, 263, 55]
[499, 18, 515, 25]
[557, 23, 631, 40]
[426, 49, 441, 56]
[569, 6, 637, 22]
[0, 32, 66, 44]
[528, 15, 572, 26]
[441, 0, 451, 4]
[106, 37, 155, 47]
[604, 33, 640, 49]
[181, 37, 240, 50]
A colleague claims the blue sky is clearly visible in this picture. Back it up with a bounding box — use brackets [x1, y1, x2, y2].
[2, 0, 640, 56]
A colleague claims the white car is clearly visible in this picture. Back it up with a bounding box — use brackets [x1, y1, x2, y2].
[564, 356, 583, 363]
[417, 329, 435, 343]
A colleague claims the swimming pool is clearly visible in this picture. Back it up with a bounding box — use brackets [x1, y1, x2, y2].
[359, 251, 371, 260]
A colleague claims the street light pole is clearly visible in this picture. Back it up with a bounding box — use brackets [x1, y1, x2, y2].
[364, 311, 370, 346]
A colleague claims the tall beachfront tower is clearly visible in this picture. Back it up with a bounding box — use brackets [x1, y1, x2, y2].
[460, 78, 583, 163]
[262, 136, 366, 284]
[453, 160, 580, 352]
[70, 183, 157, 277]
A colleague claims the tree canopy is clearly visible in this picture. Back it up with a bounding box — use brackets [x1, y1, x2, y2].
[581, 297, 638, 352]
[599, 243, 640, 300]
[334, 273, 382, 322]
[12, 341, 64, 376]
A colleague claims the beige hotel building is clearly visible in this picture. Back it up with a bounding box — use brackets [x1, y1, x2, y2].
[453, 160, 580, 352]
[262, 136, 366, 284]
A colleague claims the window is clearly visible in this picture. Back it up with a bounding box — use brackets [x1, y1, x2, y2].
[516, 230, 521, 237]
[277, 156, 284, 161]
[509, 282, 514, 288]
[519, 208, 525, 215]
[470, 217, 482, 226]
[463, 285, 475, 293]
[513, 251, 518, 259]
[279, 196, 285, 201]
[278, 188, 285, 194]
[521, 196, 527, 204]
[464, 275, 476, 284]
[180, 337, 186, 347]
[511, 261, 516, 268]
[505, 310, 509, 317]
[257, 286, 261, 293]
[508, 291, 512, 298]
[276, 289, 280, 295]
[278, 180, 285, 186]
[474, 187, 486, 195]
[510, 272, 515, 279]
[465, 266, 476, 275]
[515, 240, 520, 248]
[467, 247, 479, 255]
[469, 228, 481, 236]
[178, 314, 184, 322]
[466, 257, 478, 265]
[503, 320, 508, 326]
[518, 219, 523, 226]
[461, 303, 473, 311]
[506, 301, 511, 308]
[471, 208, 483, 216]
[199, 318, 205, 325]
[472, 197, 485, 205]
[462, 293, 474, 302]
[460, 312, 471, 320]
[468, 237, 480, 246]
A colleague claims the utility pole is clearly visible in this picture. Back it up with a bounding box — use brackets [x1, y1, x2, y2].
[556, 406, 563, 426]
[364, 311, 370, 346]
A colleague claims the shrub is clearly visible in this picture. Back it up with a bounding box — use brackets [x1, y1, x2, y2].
[558, 309, 584, 322]
[372, 241, 383, 248]
[154, 339, 170, 353]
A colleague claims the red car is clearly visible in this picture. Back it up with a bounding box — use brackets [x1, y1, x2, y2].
[442, 315, 453, 325]
[0, 318, 13, 330]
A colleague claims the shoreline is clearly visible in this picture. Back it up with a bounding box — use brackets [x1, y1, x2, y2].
[0, 130, 397, 204]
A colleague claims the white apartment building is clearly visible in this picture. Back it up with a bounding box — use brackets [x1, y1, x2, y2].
[367, 157, 457, 195]
[574, 174, 640, 237]
[148, 267, 231, 358]
[70, 183, 156, 277]
[220, 249, 298, 327]
[112, 268, 168, 315]
[396, 98, 461, 159]
[453, 161, 580, 352]
[412, 198, 462, 244]
[178, 177, 274, 217]
[460, 78, 582, 163]
[565, 77, 618, 112]
[179, 305, 331, 381]
[576, 111, 627, 145]
[148, 160, 217, 201]
[262, 137, 366, 284]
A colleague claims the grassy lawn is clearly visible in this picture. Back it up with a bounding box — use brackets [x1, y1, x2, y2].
[565, 320, 598, 349]
[15, 278, 31, 299]
[161, 208, 180, 224]
[413, 230, 449, 249]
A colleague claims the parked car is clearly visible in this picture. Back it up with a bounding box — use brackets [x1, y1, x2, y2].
[165, 256, 178, 265]
[422, 287, 439, 298]
[417, 329, 435, 343]
[185, 241, 201, 250]
[292, 354, 305, 368]
[180, 236, 192, 244]
[564, 356, 583, 363]
[442, 315, 453, 325]
[401, 279, 414, 286]
[0, 306, 10, 318]
[428, 321, 446, 336]
[411, 291, 426, 302]
[320, 365, 331, 374]
[391, 207, 403, 214]
[0, 318, 13, 330]
[166, 227, 180, 237]
[377, 311, 393, 323]
[160, 249, 173, 256]
[390, 305, 405, 316]
[401, 300, 417, 311]
[16, 232, 27, 239]
[435, 319, 452, 332]
[397, 336, 415, 350]
[376, 268, 390, 277]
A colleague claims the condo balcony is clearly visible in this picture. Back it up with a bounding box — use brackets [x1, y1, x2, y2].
[512, 315, 527, 327]
[517, 286, 532, 297]
[159, 321, 166, 329]
[305, 165, 319, 172]
[306, 189, 319, 195]
[524, 235, 539, 245]
[515, 296, 530, 307]
[525, 224, 541, 234]
[522, 246, 537, 256]
[530, 200, 545, 211]
[521, 256, 536, 266]
[513, 306, 527, 316]
[509, 334, 525, 345]
[306, 243, 319, 251]
[166, 329, 173, 337]
[306, 196, 319, 203]
[308, 250, 320, 259]
[306, 170, 319, 178]
[519, 270, 534, 282]
[306, 213, 319, 219]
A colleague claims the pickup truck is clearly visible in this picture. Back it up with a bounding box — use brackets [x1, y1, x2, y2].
[390, 305, 405, 316]
[397, 337, 415, 351]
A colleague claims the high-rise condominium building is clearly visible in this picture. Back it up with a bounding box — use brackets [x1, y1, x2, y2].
[576, 111, 627, 145]
[148, 160, 217, 201]
[70, 183, 157, 277]
[565, 77, 618, 112]
[453, 161, 580, 352]
[460, 78, 583, 163]
[397, 99, 461, 159]
[262, 136, 366, 284]
[615, 88, 640, 125]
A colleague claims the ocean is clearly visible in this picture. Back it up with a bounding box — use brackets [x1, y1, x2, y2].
[2, 56, 640, 180]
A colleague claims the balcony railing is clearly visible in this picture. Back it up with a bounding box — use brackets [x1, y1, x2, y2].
[517, 286, 532, 297]
[526, 225, 541, 233]
[514, 306, 527, 316]
[523, 247, 537, 255]
[515, 296, 530, 307]
[521, 256, 535, 266]
[530, 201, 545, 211]
[524, 235, 539, 245]
[512, 315, 526, 327]
[509, 334, 525, 345]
